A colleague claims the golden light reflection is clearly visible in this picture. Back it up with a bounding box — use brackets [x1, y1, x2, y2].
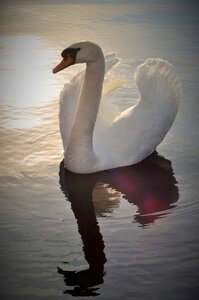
[0, 35, 61, 108]
[93, 182, 121, 217]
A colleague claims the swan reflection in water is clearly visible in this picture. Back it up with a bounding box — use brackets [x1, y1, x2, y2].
[58, 152, 179, 296]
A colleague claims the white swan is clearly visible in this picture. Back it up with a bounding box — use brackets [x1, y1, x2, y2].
[53, 41, 181, 174]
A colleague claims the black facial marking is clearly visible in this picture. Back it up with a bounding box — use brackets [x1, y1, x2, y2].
[61, 47, 81, 61]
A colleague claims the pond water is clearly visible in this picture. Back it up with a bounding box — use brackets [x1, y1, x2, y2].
[0, 1, 199, 299]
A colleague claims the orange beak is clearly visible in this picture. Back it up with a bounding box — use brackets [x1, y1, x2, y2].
[52, 54, 74, 74]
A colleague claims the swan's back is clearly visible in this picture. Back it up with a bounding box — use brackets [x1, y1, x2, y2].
[96, 58, 181, 170]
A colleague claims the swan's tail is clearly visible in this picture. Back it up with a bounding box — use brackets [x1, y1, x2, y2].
[134, 58, 181, 103]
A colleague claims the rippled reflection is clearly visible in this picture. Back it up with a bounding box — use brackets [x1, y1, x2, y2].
[58, 152, 178, 296]
[59, 160, 106, 296]
[103, 152, 179, 226]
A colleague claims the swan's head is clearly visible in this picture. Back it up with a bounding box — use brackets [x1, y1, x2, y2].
[52, 41, 104, 74]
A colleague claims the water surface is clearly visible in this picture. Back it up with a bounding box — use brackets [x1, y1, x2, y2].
[0, 1, 199, 299]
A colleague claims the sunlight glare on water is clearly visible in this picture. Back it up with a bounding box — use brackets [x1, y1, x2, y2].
[0, 35, 61, 107]
[0, 35, 63, 130]
[0, 35, 63, 189]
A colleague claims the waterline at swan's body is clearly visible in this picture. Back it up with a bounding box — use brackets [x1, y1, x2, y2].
[53, 41, 181, 174]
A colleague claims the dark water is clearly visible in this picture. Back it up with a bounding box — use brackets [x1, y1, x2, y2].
[0, 1, 199, 299]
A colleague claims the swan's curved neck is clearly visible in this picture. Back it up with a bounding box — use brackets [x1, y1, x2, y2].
[65, 54, 105, 173]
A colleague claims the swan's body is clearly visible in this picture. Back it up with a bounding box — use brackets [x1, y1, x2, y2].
[53, 41, 181, 174]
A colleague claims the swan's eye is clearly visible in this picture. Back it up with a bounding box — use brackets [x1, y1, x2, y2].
[61, 47, 81, 62]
